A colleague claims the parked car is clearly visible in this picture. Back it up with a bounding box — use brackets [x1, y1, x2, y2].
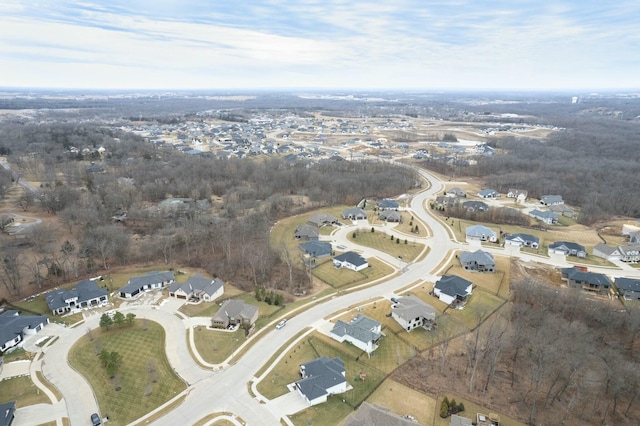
[91, 413, 102, 426]
[276, 319, 287, 330]
[390, 297, 399, 304]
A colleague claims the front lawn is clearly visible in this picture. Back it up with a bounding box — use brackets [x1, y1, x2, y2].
[192, 327, 246, 365]
[347, 230, 425, 262]
[68, 320, 186, 426]
[446, 254, 511, 299]
[0, 375, 51, 408]
[288, 398, 354, 426]
[367, 378, 436, 425]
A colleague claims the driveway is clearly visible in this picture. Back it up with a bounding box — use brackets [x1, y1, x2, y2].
[265, 390, 309, 419]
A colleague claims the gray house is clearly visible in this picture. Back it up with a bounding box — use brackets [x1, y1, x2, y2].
[0, 401, 15, 426]
[296, 356, 348, 406]
[0, 311, 49, 353]
[377, 199, 399, 210]
[462, 201, 489, 212]
[615, 277, 640, 300]
[307, 213, 338, 227]
[465, 224, 497, 242]
[540, 195, 564, 206]
[529, 209, 559, 225]
[459, 250, 495, 273]
[391, 295, 436, 332]
[342, 208, 368, 220]
[434, 275, 473, 306]
[211, 299, 259, 329]
[294, 224, 319, 240]
[379, 210, 402, 222]
[548, 241, 586, 258]
[119, 271, 175, 298]
[169, 274, 224, 301]
[560, 267, 611, 295]
[329, 314, 381, 354]
[446, 188, 467, 197]
[45, 279, 108, 315]
[299, 241, 333, 258]
[504, 233, 539, 248]
[477, 189, 499, 199]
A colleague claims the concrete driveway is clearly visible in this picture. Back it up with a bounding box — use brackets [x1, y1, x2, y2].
[265, 390, 310, 419]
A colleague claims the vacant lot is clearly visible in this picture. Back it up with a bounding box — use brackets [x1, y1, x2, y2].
[0, 375, 50, 408]
[367, 378, 436, 425]
[193, 327, 246, 365]
[68, 320, 186, 426]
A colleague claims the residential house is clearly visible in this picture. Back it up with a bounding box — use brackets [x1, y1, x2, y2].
[465, 225, 498, 242]
[630, 230, 640, 244]
[0, 311, 49, 353]
[459, 250, 495, 273]
[377, 199, 400, 210]
[168, 274, 224, 301]
[118, 271, 174, 298]
[549, 204, 575, 218]
[593, 243, 640, 263]
[307, 213, 338, 227]
[299, 241, 333, 258]
[450, 415, 473, 426]
[333, 252, 369, 271]
[0, 401, 15, 426]
[560, 267, 611, 295]
[45, 279, 108, 315]
[295, 356, 348, 406]
[446, 188, 467, 197]
[344, 402, 418, 426]
[342, 207, 368, 220]
[506, 189, 528, 202]
[540, 195, 564, 206]
[211, 299, 258, 329]
[614, 277, 640, 300]
[434, 275, 473, 306]
[477, 189, 500, 199]
[391, 295, 436, 332]
[435, 196, 458, 209]
[504, 233, 539, 249]
[329, 314, 381, 354]
[379, 210, 402, 223]
[462, 201, 489, 212]
[529, 209, 559, 225]
[548, 241, 586, 258]
[294, 224, 319, 240]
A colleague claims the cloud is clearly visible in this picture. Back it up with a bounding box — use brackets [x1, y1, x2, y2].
[0, 0, 638, 89]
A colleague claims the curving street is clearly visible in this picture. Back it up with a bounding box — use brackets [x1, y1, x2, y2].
[22, 167, 640, 425]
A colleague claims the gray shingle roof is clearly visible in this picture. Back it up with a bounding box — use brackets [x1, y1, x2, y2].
[299, 241, 332, 257]
[212, 299, 258, 323]
[0, 311, 48, 350]
[297, 356, 346, 401]
[561, 267, 611, 287]
[45, 279, 107, 312]
[435, 275, 473, 298]
[615, 277, 640, 292]
[334, 251, 368, 267]
[169, 274, 223, 296]
[119, 271, 174, 294]
[330, 314, 380, 345]
[392, 295, 436, 322]
[459, 250, 494, 266]
[465, 224, 496, 238]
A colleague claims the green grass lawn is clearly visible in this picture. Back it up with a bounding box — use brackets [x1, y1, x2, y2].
[0, 375, 51, 408]
[68, 320, 186, 426]
[192, 327, 246, 364]
[347, 230, 425, 262]
[288, 398, 355, 426]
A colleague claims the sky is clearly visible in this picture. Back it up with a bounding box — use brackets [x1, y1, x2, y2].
[1, 0, 639, 91]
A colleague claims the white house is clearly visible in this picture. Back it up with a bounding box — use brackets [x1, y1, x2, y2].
[333, 252, 368, 271]
[506, 189, 528, 202]
[465, 225, 497, 243]
[529, 209, 559, 225]
[434, 275, 473, 306]
[45, 279, 108, 315]
[505, 233, 539, 249]
[329, 315, 381, 354]
[296, 356, 348, 405]
[0, 311, 49, 353]
[391, 295, 436, 332]
[168, 274, 224, 301]
[119, 271, 175, 298]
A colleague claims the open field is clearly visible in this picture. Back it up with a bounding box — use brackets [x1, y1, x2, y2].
[0, 375, 51, 408]
[68, 320, 186, 426]
[346, 229, 425, 261]
[312, 257, 393, 289]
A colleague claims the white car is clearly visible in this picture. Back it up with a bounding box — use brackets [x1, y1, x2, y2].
[275, 319, 287, 330]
